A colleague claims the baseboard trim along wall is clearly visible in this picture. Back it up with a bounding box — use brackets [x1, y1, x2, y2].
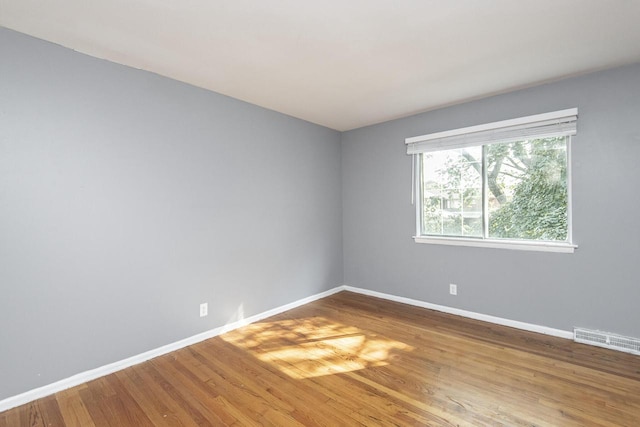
[0, 284, 574, 413]
[343, 285, 574, 340]
[0, 286, 344, 413]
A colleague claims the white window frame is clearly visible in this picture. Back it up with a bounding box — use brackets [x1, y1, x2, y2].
[406, 109, 578, 253]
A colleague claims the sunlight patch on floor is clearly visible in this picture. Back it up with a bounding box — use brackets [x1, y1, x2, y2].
[222, 316, 413, 378]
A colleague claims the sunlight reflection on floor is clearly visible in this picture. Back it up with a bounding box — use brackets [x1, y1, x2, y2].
[221, 316, 413, 378]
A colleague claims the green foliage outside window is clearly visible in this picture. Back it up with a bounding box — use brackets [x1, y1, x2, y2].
[422, 137, 568, 241]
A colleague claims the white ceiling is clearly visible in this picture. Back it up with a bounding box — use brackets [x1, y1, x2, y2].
[2, 1, 640, 131]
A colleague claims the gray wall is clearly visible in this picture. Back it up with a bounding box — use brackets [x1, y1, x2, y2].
[0, 28, 342, 400]
[342, 63, 640, 338]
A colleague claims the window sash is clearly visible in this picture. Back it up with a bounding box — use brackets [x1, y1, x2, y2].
[415, 136, 572, 245]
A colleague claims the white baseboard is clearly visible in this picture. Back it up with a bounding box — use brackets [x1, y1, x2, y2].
[0, 284, 574, 413]
[0, 286, 344, 413]
[343, 285, 574, 340]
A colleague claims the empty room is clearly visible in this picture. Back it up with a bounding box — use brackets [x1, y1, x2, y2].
[1, 1, 640, 426]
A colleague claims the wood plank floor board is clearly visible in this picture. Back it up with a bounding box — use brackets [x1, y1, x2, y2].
[286, 303, 560, 424]
[1, 291, 639, 426]
[199, 340, 349, 422]
[323, 295, 640, 426]
[1, 406, 20, 427]
[36, 396, 66, 427]
[344, 360, 517, 425]
[188, 344, 340, 427]
[134, 362, 217, 426]
[112, 369, 177, 427]
[229, 335, 424, 426]
[56, 386, 97, 427]
[76, 386, 111, 427]
[83, 376, 155, 427]
[327, 294, 640, 380]
[172, 347, 299, 425]
[148, 355, 236, 425]
[304, 294, 637, 424]
[222, 323, 487, 426]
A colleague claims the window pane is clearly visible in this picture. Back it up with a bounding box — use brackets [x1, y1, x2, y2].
[422, 147, 482, 237]
[487, 137, 568, 241]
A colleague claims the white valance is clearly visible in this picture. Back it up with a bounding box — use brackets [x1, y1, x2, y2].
[405, 108, 577, 155]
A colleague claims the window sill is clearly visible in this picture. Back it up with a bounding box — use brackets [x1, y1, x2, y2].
[413, 236, 577, 253]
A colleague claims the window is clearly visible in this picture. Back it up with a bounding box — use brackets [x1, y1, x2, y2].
[406, 109, 577, 253]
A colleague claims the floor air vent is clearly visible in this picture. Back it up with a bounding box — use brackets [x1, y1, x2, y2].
[574, 328, 640, 355]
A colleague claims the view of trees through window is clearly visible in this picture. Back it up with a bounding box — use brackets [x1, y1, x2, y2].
[421, 136, 568, 241]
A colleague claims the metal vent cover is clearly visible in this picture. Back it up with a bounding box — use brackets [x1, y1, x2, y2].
[574, 328, 640, 356]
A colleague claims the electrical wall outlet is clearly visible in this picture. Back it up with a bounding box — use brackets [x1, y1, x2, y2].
[449, 284, 458, 295]
[200, 302, 208, 317]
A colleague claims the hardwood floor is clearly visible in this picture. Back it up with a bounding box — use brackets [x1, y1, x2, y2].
[2, 291, 640, 426]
